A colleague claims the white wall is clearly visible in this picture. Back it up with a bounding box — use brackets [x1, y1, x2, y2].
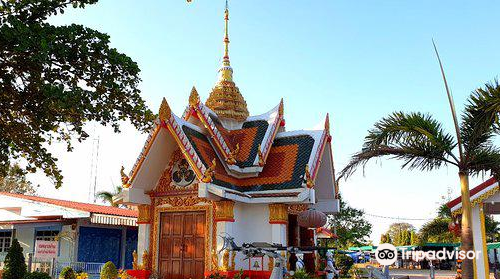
[14, 225, 35, 256]
[58, 224, 77, 262]
[230, 203, 274, 271]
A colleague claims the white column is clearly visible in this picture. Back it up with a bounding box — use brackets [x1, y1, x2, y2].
[271, 224, 287, 246]
[137, 223, 151, 266]
[214, 200, 236, 271]
[471, 204, 488, 279]
[268, 204, 289, 271]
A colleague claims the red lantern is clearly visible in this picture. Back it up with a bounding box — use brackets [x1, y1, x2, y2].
[297, 209, 327, 228]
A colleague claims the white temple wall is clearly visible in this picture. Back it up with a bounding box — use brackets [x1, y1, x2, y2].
[231, 202, 275, 271]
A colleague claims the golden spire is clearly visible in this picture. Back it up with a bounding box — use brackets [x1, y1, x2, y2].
[221, 0, 232, 81]
[205, 0, 249, 122]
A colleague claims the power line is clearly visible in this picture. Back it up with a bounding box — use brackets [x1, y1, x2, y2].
[365, 213, 433, 221]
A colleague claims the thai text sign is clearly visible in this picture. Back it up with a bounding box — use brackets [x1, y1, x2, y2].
[34, 240, 58, 260]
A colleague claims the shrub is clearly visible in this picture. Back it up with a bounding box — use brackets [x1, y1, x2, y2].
[291, 269, 315, 279]
[24, 272, 51, 279]
[76, 272, 89, 279]
[3, 239, 27, 279]
[205, 272, 227, 279]
[59, 267, 76, 279]
[334, 253, 354, 277]
[100, 261, 118, 279]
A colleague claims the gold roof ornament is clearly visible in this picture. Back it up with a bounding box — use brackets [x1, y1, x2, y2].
[226, 143, 239, 165]
[120, 166, 130, 188]
[305, 164, 314, 188]
[205, 0, 249, 122]
[158, 98, 171, 121]
[201, 158, 217, 183]
[189, 86, 200, 106]
[325, 113, 330, 135]
[257, 144, 265, 167]
[279, 98, 284, 117]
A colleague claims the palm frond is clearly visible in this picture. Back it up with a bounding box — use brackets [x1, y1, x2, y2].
[96, 191, 116, 206]
[461, 81, 500, 159]
[467, 145, 500, 179]
[339, 112, 458, 180]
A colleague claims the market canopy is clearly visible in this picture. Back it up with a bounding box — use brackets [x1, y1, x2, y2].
[348, 246, 377, 252]
[487, 242, 500, 250]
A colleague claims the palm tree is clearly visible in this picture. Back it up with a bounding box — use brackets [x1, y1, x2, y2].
[339, 76, 500, 278]
[96, 186, 122, 207]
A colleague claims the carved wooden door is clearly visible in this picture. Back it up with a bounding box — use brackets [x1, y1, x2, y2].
[159, 211, 206, 279]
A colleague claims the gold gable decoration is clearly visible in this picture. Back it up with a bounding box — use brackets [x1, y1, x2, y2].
[288, 204, 308, 215]
[214, 200, 235, 222]
[137, 204, 151, 224]
[269, 203, 288, 224]
[154, 196, 206, 207]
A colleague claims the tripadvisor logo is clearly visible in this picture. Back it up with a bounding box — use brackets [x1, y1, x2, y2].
[375, 243, 398, 265]
[374, 243, 481, 266]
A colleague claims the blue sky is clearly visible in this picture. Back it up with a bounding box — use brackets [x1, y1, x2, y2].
[37, 0, 500, 242]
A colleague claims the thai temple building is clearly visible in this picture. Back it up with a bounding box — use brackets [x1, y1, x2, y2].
[116, 3, 339, 278]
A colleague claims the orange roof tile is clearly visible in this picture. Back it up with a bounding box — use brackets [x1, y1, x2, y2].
[0, 192, 138, 218]
[182, 125, 314, 191]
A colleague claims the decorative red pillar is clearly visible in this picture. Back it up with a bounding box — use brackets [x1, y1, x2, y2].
[300, 226, 316, 273]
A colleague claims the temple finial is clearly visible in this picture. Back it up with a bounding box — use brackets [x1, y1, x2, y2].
[218, 0, 233, 82]
[159, 98, 171, 121]
[189, 86, 200, 106]
[325, 113, 330, 134]
[223, 0, 229, 60]
[205, 0, 249, 121]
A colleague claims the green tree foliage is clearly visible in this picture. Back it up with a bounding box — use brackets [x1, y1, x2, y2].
[485, 215, 500, 242]
[380, 233, 389, 244]
[96, 186, 122, 207]
[334, 253, 354, 277]
[419, 217, 458, 244]
[3, 239, 27, 279]
[329, 195, 372, 249]
[24, 272, 51, 279]
[0, 164, 37, 194]
[410, 230, 419, 245]
[384, 223, 414, 246]
[100, 261, 118, 279]
[0, 0, 155, 188]
[419, 203, 499, 244]
[59, 267, 76, 279]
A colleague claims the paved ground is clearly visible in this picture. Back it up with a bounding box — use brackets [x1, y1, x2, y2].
[389, 269, 456, 278]
[386, 269, 497, 278]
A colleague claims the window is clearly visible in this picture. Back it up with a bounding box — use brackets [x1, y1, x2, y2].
[35, 230, 59, 242]
[0, 231, 12, 252]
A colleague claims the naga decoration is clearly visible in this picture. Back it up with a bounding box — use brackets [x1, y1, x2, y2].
[121, 166, 130, 188]
[304, 164, 314, 188]
[257, 144, 265, 167]
[201, 158, 217, 183]
[226, 143, 239, 165]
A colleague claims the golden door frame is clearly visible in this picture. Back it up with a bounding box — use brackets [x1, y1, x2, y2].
[151, 203, 215, 273]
